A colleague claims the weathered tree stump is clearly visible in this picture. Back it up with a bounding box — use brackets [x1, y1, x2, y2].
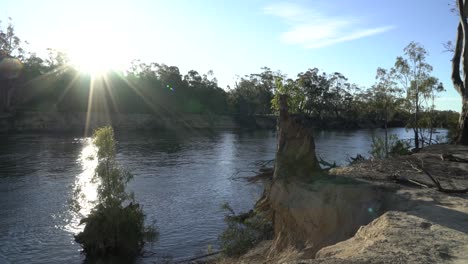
[274, 95, 321, 180]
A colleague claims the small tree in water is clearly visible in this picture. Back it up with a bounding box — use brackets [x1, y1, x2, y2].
[75, 126, 157, 258]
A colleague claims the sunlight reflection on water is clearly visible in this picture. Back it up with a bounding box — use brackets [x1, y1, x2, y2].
[64, 138, 99, 234]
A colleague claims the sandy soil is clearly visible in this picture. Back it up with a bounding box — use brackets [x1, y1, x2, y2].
[218, 144, 468, 264]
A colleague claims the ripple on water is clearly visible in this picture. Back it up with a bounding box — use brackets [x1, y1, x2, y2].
[0, 128, 448, 263]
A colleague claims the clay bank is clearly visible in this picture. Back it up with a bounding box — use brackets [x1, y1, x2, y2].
[221, 96, 468, 264]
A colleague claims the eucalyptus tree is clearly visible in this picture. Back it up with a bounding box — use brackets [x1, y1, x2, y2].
[424, 79, 445, 144]
[74, 127, 157, 258]
[229, 67, 282, 115]
[394, 42, 439, 149]
[0, 17, 25, 59]
[451, 0, 468, 144]
[327, 72, 351, 120]
[0, 18, 25, 112]
[370, 67, 404, 155]
[296, 68, 331, 120]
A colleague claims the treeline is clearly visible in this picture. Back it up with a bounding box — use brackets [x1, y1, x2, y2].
[10, 59, 230, 115]
[0, 18, 459, 131]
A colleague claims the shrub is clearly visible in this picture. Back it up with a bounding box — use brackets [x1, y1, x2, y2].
[74, 126, 157, 258]
[219, 203, 272, 257]
[370, 134, 411, 159]
[389, 137, 411, 156]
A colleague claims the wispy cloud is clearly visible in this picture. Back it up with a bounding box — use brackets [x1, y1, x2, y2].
[264, 2, 394, 49]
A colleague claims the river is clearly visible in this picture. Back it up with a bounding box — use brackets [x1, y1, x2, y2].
[0, 127, 448, 263]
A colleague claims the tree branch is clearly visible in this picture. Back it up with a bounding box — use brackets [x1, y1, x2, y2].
[410, 160, 468, 194]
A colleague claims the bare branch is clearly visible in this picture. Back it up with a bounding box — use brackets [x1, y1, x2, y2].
[443, 41, 455, 53]
[409, 159, 468, 193]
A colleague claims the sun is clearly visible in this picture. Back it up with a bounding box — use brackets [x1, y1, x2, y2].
[60, 21, 131, 75]
[69, 44, 117, 75]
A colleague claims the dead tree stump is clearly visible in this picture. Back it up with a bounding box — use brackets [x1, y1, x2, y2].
[274, 95, 321, 180]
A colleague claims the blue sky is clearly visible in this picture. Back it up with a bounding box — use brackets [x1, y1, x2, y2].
[1, 0, 461, 111]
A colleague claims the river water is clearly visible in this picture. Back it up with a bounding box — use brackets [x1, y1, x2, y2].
[0, 128, 447, 263]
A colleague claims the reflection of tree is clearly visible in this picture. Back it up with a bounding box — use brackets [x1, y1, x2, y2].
[69, 139, 99, 219]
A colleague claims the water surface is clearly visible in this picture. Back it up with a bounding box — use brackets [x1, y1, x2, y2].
[0, 128, 447, 263]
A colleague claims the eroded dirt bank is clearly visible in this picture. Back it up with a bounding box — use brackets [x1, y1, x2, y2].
[225, 145, 468, 264]
[220, 97, 468, 264]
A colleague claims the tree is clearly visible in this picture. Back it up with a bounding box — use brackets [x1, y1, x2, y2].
[74, 127, 157, 258]
[271, 77, 304, 114]
[228, 67, 282, 115]
[421, 78, 445, 145]
[451, 0, 468, 144]
[0, 17, 25, 59]
[296, 68, 331, 120]
[394, 42, 439, 149]
[0, 18, 25, 112]
[369, 67, 404, 156]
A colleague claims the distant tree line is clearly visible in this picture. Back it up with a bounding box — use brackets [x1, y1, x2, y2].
[0, 18, 459, 136]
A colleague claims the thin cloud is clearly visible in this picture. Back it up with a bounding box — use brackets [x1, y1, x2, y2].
[264, 2, 395, 49]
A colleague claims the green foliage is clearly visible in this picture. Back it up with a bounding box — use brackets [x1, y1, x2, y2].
[228, 67, 280, 115]
[443, 111, 461, 143]
[75, 126, 157, 258]
[75, 203, 157, 257]
[219, 203, 272, 257]
[389, 138, 412, 156]
[393, 41, 444, 148]
[0, 21, 452, 135]
[370, 136, 386, 159]
[92, 127, 134, 206]
[0, 17, 25, 59]
[368, 67, 404, 125]
[370, 134, 411, 159]
[270, 77, 305, 114]
[295, 69, 356, 121]
[1, 22, 229, 114]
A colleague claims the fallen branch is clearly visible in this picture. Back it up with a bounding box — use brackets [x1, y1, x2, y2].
[391, 173, 432, 188]
[246, 169, 273, 183]
[410, 159, 468, 194]
[253, 159, 275, 168]
[407, 179, 431, 188]
[174, 251, 222, 264]
[441, 153, 468, 163]
[318, 155, 336, 169]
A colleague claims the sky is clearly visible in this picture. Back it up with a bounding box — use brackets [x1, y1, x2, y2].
[1, 0, 461, 111]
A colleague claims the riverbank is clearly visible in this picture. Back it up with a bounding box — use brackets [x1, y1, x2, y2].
[0, 111, 426, 134]
[223, 144, 468, 264]
[0, 111, 278, 133]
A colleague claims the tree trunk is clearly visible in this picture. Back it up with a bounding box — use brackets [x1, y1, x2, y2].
[454, 0, 468, 144]
[0, 79, 11, 112]
[420, 127, 424, 148]
[414, 80, 420, 149]
[5, 79, 15, 111]
[458, 98, 468, 145]
[384, 111, 388, 157]
[429, 127, 433, 146]
[414, 127, 419, 149]
[274, 95, 321, 180]
[429, 99, 434, 145]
